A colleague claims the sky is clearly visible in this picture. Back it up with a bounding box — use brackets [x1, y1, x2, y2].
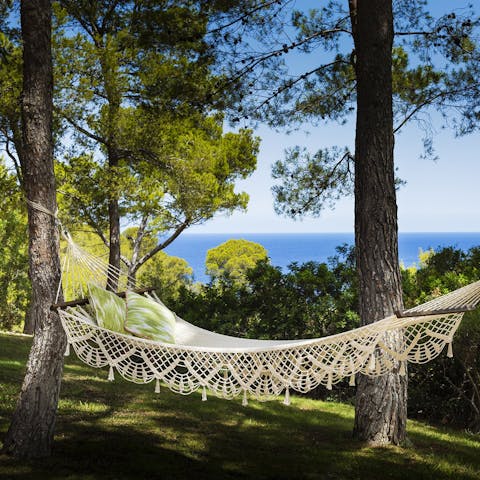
[189, 112, 480, 234]
[189, 1, 480, 234]
[3, 1, 478, 235]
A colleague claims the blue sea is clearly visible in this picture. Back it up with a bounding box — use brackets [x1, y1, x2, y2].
[164, 233, 480, 283]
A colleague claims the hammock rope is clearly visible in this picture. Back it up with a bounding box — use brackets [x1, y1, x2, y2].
[57, 233, 480, 403]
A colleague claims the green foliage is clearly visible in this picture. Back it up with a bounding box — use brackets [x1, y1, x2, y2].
[110, 111, 259, 230]
[272, 146, 353, 217]
[404, 246, 480, 431]
[56, 155, 116, 234]
[218, 2, 480, 218]
[205, 238, 268, 284]
[402, 246, 480, 307]
[52, 1, 260, 275]
[177, 245, 358, 341]
[138, 251, 193, 305]
[53, 0, 217, 119]
[0, 160, 29, 331]
[0, 17, 23, 180]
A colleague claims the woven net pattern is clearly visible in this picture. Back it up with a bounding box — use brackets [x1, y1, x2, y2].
[58, 235, 480, 402]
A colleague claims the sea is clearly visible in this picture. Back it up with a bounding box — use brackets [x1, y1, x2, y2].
[164, 232, 480, 284]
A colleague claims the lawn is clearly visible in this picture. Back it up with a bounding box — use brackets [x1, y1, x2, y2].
[0, 332, 479, 480]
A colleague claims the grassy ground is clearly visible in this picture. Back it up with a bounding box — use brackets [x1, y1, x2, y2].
[1, 332, 479, 480]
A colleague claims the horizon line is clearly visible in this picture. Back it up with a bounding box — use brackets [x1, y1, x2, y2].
[180, 231, 480, 235]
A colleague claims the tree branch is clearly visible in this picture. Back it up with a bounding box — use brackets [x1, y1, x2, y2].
[463, 364, 480, 415]
[442, 362, 479, 416]
[254, 59, 349, 113]
[58, 108, 109, 145]
[207, 0, 286, 35]
[129, 214, 149, 272]
[395, 30, 436, 37]
[225, 27, 350, 92]
[4, 135, 24, 189]
[100, 0, 122, 35]
[134, 220, 190, 272]
[57, 188, 111, 249]
[348, 0, 357, 40]
[59, 1, 96, 40]
[85, 217, 110, 249]
[296, 151, 353, 214]
[393, 87, 468, 134]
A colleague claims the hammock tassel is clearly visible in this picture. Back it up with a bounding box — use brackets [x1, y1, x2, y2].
[64, 342, 70, 357]
[202, 386, 207, 402]
[369, 353, 376, 371]
[349, 372, 355, 387]
[326, 372, 333, 391]
[283, 387, 291, 406]
[155, 378, 161, 394]
[447, 341, 454, 358]
[108, 365, 115, 382]
[242, 389, 248, 407]
[399, 361, 406, 376]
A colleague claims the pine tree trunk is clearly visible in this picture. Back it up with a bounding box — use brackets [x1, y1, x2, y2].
[107, 198, 121, 291]
[2, 0, 66, 458]
[106, 146, 121, 292]
[351, 0, 407, 445]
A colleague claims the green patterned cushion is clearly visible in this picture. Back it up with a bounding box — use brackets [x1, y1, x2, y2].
[88, 283, 126, 333]
[125, 292, 176, 343]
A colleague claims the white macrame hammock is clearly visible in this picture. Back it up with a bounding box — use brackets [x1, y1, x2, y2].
[57, 233, 480, 405]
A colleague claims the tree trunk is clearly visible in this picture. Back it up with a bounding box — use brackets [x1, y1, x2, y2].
[100, 32, 122, 292]
[351, 0, 407, 445]
[107, 198, 121, 291]
[106, 145, 121, 292]
[2, 0, 67, 458]
[104, 94, 121, 291]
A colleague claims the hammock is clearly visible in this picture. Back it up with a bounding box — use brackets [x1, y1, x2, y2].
[57, 233, 480, 405]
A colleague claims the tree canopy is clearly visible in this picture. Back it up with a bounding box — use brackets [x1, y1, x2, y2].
[205, 238, 269, 284]
[52, 1, 260, 285]
[201, 1, 479, 216]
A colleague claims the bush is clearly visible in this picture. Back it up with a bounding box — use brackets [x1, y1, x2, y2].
[175, 245, 358, 341]
[0, 163, 29, 331]
[406, 247, 480, 431]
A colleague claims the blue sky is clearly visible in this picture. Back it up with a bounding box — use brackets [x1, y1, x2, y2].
[190, 2, 480, 234]
[4, 1, 477, 235]
[190, 118, 480, 233]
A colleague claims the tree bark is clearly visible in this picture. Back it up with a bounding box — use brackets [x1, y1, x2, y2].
[107, 196, 121, 291]
[2, 0, 66, 458]
[351, 0, 407, 445]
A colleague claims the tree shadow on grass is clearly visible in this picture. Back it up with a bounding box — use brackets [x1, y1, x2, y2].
[2, 389, 480, 480]
[407, 422, 480, 476]
[1, 335, 480, 480]
[143, 394, 480, 480]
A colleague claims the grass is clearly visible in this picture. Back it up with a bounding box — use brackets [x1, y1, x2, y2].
[1, 332, 480, 480]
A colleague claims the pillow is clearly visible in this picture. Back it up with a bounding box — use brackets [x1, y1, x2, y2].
[87, 283, 126, 333]
[125, 291, 176, 344]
